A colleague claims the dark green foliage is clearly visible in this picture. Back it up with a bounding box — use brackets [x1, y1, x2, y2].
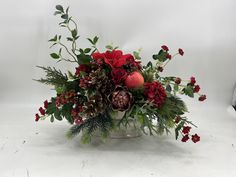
[67, 109, 114, 143]
[152, 50, 168, 62]
[35, 66, 68, 87]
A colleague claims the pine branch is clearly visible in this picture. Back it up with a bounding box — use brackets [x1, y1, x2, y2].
[66, 109, 114, 140]
[35, 66, 68, 87]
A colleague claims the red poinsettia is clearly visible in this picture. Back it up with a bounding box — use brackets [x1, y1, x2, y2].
[92, 50, 134, 68]
[144, 81, 167, 107]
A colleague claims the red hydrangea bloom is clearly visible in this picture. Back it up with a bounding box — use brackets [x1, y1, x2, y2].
[192, 134, 200, 143]
[194, 85, 200, 93]
[178, 48, 184, 56]
[175, 77, 181, 85]
[182, 126, 191, 134]
[161, 45, 169, 51]
[75, 64, 91, 76]
[39, 107, 45, 116]
[35, 113, 40, 122]
[92, 50, 134, 68]
[199, 95, 207, 101]
[190, 76, 196, 86]
[144, 81, 167, 107]
[44, 100, 48, 109]
[181, 135, 189, 142]
[111, 68, 128, 85]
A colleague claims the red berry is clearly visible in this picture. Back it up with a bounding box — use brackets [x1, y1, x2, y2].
[181, 135, 189, 142]
[194, 85, 200, 93]
[189, 76, 196, 86]
[182, 126, 191, 134]
[166, 53, 172, 59]
[175, 77, 181, 85]
[178, 48, 184, 56]
[74, 117, 83, 125]
[44, 100, 49, 109]
[192, 134, 200, 143]
[161, 45, 169, 51]
[175, 116, 181, 123]
[199, 95, 206, 101]
[39, 107, 45, 116]
[35, 113, 40, 122]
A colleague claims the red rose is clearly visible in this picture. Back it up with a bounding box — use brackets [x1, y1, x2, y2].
[75, 64, 91, 76]
[181, 135, 189, 142]
[44, 100, 48, 109]
[178, 48, 184, 56]
[175, 77, 181, 85]
[194, 85, 200, 93]
[192, 134, 200, 143]
[111, 68, 128, 85]
[92, 50, 133, 68]
[144, 81, 167, 107]
[39, 107, 45, 116]
[190, 76, 196, 86]
[182, 126, 191, 134]
[161, 45, 169, 51]
[199, 95, 206, 101]
[35, 113, 40, 122]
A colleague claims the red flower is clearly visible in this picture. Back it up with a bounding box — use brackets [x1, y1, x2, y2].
[175, 77, 181, 85]
[192, 134, 200, 143]
[199, 95, 206, 101]
[44, 100, 48, 109]
[126, 57, 142, 70]
[190, 76, 196, 86]
[144, 81, 167, 107]
[194, 85, 200, 93]
[35, 113, 40, 122]
[178, 48, 184, 56]
[92, 50, 133, 68]
[181, 135, 189, 142]
[161, 45, 169, 51]
[166, 53, 172, 59]
[182, 126, 191, 134]
[111, 68, 128, 85]
[75, 64, 91, 76]
[39, 107, 45, 116]
[74, 117, 83, 125]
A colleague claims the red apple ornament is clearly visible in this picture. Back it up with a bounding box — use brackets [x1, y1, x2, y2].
[125, 71, 144, 89]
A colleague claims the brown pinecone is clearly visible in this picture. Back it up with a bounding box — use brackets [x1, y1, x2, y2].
[108, 86, 133, 111]
[82, 94, 106, 118]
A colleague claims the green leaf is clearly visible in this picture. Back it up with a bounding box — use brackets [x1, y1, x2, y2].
[50, 53, 60, 59]
[67, 37, 73, 41]
[184, 85, 194, 98]
[174, 84, 179, 91]
[87, 38, 94, 45]
[166, 85, 172, 92]
[71, 29, 77, 38]
[50, 115, 54, 122]
[66, 6, 69, 14]
[152, 54, 159, 60]
[133, 51, 141, 60]
[54, 11, 62, 16]
[61, 14, 68, 20]
[93, 36, 99, 44]
[56, 5, 64, 13]
[54, 109, 63, 121]
[77, 54, 92, 64]
[48, 35, 57, 42]
[84, 48, 91, 53]
[105, 45, 113, 50]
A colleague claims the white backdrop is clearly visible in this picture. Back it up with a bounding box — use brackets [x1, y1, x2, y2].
[0, 0, 236, 177]
[0, 0, 235, 105]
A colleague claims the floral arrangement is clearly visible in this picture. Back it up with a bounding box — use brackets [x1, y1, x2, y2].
[35, 5, 206, 144]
